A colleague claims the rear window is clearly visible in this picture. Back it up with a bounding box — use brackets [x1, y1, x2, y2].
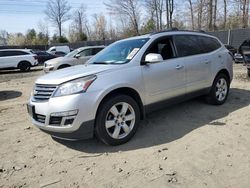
[199, 36, 221, 53]
[174, 35, 221, 57]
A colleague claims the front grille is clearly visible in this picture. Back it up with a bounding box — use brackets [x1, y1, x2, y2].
[33, 84, 57, 101]
[35, 114, 46, 123]
[49, 116, 62, 126]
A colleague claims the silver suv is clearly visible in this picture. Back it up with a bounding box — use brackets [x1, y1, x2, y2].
[27, 30, 233, 145]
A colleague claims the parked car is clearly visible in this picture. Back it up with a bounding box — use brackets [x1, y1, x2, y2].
[242, 51, 250, 77]
[234, 53, 244, 64]
[43, 46, 105, 73]
[47, 46, 70, 54]
[27, 30, 233, 145]
[238, 39, 250, 55]
[225, 44, 237, 56]
[35, 51, 56, 64]
[0, 49, 38, 71]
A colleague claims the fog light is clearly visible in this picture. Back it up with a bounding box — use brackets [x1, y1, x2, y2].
[51, 110, 78, 117]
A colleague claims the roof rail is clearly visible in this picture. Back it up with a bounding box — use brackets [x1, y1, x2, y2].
[150, 28, 207, 36]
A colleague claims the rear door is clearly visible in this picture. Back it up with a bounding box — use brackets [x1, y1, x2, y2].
[173, 35, 212, 93]
[0, 51, 21, 68]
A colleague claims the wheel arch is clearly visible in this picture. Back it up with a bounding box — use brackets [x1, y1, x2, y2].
[95, 87, 145, 123]
[215, 69, 231, 82]
[17, 60, 31, 68]
[58, 64, 71, 69]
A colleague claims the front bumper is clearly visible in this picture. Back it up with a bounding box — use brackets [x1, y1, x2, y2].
[28, 92, 100, 140]
[43, 65, 54, 73]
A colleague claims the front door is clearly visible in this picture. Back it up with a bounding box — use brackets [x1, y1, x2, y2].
[142, 37, 186, 105]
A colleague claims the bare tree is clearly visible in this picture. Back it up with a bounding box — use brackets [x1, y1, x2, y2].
[145, 0, 164, 31]
[44, 0, 71, 37]
[242, 0, 250, 28]
[166, 0, 174, 28]
[208, 0, 213, 30]
[223, 0, 227, 29]
[105, 0, 140, 35]
[213, 0, 218, 30]
[93, 14, 107, 40]
[187, 0, 195, 30]
[72, 4, 90, 40]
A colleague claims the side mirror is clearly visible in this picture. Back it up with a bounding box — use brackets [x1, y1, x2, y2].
[75, 54, 81, 59]
[144, 53, 163, 64]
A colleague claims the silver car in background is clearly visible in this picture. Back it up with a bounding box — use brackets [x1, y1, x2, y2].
[44, 46, 105, 72]
[28, 30, 233, 145]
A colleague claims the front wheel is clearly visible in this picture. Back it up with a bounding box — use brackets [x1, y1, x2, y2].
[206, 73, 230, 105]
[95, 95, 140, 145]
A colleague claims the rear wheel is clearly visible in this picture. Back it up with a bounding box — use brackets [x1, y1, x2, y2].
[18, 61, 31, 72]
[95, 95, 140, 145]
[206, 73, 230, 105]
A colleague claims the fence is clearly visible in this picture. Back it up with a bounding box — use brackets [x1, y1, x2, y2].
[0, 40, 116, 51]
[1, 28, 250, 50]
[209, 28, 250, 48]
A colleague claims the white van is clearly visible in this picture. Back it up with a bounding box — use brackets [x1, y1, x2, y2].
[47, 46, 70, 54]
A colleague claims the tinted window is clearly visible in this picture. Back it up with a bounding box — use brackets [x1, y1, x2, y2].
[199, 36, 221, 53]
[93, 48, 103, 55]
[0, 50, 29, 57]
[55, 51, 66, 56]
[146, 38, 175, 60]
[174, 35, 203, 57]
[79, 49, 92, 57]
[174, 35, 221, 57]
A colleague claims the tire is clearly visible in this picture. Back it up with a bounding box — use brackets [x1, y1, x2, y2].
[248, 69, 250, 77]
[58, 64, 70, 70]
[18, 61, 31, 72]
[95, 95, 140, 145]
[206, 73, 230, 105]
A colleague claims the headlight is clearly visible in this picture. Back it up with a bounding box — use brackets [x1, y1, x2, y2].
[53, 75, 97, 97]
[45, 63, 53, 67]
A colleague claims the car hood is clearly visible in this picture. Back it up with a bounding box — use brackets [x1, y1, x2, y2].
[45, 57, 75, 64]
[36, 64, 118, 85]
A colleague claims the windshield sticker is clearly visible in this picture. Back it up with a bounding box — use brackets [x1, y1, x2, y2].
[127, 48, 140, 60]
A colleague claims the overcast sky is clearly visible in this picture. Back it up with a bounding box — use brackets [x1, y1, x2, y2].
[0, 0, 107, 35]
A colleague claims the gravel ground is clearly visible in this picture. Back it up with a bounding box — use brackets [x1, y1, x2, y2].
[0, 64, 250, 188]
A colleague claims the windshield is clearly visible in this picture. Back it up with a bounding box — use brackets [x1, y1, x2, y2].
[89, 38, 149, 65]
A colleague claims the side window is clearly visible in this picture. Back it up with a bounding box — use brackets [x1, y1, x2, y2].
[199, 36, 221, 53]
[146, 38, 175, 60]
[79, 49, 92, 57]
[0, 51, 3, 57]
[93, 48, 103, 55]
[174, 35, 203, 57]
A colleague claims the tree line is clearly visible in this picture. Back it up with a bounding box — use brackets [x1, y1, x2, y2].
[0, 0, 249, 46]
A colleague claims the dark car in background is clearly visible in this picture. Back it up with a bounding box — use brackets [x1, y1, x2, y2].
[239, 39, 250, 55]
[35, 51, 56, 64]
[225, 44, 237, 56]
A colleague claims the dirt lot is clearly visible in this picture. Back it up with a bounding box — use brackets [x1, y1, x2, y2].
[0, 65, 250, 188]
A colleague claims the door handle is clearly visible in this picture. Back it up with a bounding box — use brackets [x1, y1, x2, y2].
[204, 61, 210, 64]
[176, 65, 184, 70]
